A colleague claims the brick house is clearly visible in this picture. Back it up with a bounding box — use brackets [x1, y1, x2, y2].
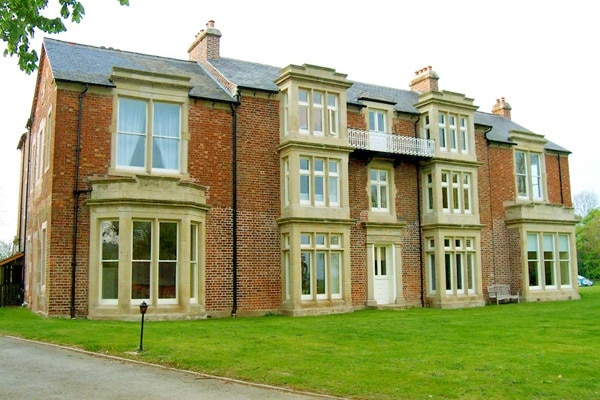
[15, 21, 579, 320]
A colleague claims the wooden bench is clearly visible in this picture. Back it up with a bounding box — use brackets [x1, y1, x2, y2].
[487, 284, 520, 305]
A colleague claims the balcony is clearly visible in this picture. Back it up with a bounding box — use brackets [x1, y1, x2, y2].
[348, 129, 435, 157]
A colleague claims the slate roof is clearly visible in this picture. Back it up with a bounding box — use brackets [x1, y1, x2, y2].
[43, 38, 233, 102]
[43, 38, 568, 153]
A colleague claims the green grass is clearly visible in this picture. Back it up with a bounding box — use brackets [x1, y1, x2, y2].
[2, 288, 600, 399]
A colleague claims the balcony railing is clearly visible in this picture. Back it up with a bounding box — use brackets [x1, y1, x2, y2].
[348, 128, 435, 157]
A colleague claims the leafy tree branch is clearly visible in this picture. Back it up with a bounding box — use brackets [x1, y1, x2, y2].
[1, 0, 128, 73]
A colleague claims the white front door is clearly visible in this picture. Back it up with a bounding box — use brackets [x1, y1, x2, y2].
[373, 245, 393, 304]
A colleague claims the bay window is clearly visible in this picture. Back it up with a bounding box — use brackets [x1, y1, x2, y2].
[300, 232, 343, 300]
[443, 236, 476, 295]
[527, 232, 572, 289]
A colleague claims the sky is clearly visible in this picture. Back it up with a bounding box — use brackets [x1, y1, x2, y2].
[0, 0, 598, 243]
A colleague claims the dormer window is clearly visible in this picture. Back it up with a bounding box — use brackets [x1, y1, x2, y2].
[369, 110, 386, 133]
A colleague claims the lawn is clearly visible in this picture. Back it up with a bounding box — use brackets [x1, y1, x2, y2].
[1, 288, 600, 400]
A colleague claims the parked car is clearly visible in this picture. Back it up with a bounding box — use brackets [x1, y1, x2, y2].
[578, 275, 594, 287]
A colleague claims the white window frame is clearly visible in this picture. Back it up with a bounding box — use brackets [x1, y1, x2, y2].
[438, 114, 447, 150]
[300, 232, 343, 301]
[100, 220, 119, 305]
[527, 232, 571, 290]
[299, 156, 341, 207]
[425, 172, 434, 212]
[460, 117, 468, 153]
[116, 97, 182, 174]
[327, 94, 338, 137]
[298, 88, 339, 137]
[443, 236, 477, 295]
[189, 222, 199, 304]
[130, 219, 179, 305]
[426, 238, 436, 294]
[515, 150, 544, 201]
[441, 169, 473, 214]
[370, 168, 390, 212]
[369, 110, 386, 133]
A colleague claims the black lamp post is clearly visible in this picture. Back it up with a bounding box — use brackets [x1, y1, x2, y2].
[138, 301, 148, 353]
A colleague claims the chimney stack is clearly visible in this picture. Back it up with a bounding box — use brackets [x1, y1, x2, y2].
[409, 66, 439, 93]
[492, 97, 512, 120]
[188, 20, 222, 62]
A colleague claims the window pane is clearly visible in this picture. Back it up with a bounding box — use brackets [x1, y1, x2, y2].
[101, 221, 119, 260]
[379, 186, 388, 209]
[331, 253, 341, 295]
[379, 247, 387, 276]
[429, 254, 436, 292]
[527, 233, 539, 287]
[300, 175, 310, 201]
[102, 262, 119, 300]
[101, 221, 119, 300]
[119, 98, 146, 133]
[329, 176, 338, 204]
[132, 221, 151, 299]
[190, 224, 198, 299]
[117, 98, 147, 168]
[152, 102, 181, 170]
[159, 222, 177, 260]
[299, 90, 309, 132]
[558, 235, 570, 285]
[456, 254, 463, 290]
[152, 137, 179, 169]
[299, 105, 309, 131]
[132, 261, 150, 299]
[117, 134, 145, 168]
[301, 252, 311, 295]
[445, 253, 452, 291]
[313, 92, 323, 133]
[316, 252, 326, 294]
[515, 151, 526, 174]
[133, 221, 151, 260]
[313, 108, 323, 132]
[159, 261, 177, 299]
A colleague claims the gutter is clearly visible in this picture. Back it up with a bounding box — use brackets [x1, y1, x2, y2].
[230, 91, 241, 318]
[413, 116, 425, 307]
[482, 125, 497, 283]
[556, 152, 564, 204]
[20, 124, 32, 302]
[70, 84, 90, 319]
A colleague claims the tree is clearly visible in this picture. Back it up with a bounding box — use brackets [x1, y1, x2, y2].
[0, 239, 11, 259]
[1, 0, 129, 74]
[576, 208, 600, 280]
[573, 190, 599, 219]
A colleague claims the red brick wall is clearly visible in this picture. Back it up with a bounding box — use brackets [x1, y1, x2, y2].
[190, 95, 282, 314]
[234, 96, 281, 312]
[478, 138, 516, 290]
[348, 156, 368, 306]
[347, 109, 423, 308]
[546, 152, 573, 207]
[396, 162, 422, 307]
